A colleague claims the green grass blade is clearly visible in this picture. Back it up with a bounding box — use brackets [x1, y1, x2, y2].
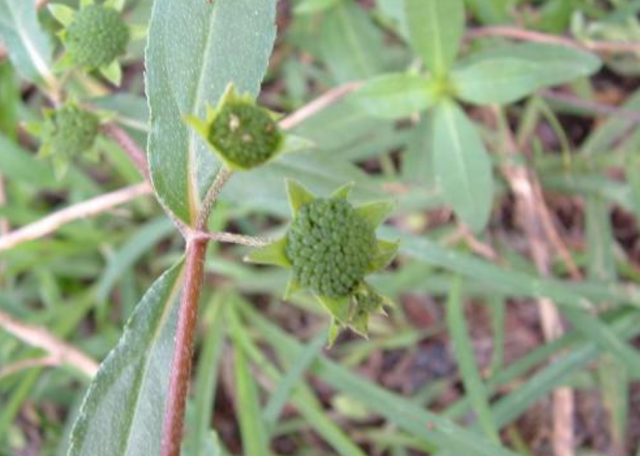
[446, 277, 499, 443]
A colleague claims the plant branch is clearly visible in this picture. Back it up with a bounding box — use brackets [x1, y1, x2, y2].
[279, 81, 363, 130]
[0, 309, 98, 377]
[468, 26, 640, 54]
[160, 237, 209, 456]
[195, 167, 232, 231]
[540, 89, 640, 123]
[195, 231, 273, 247]
[0, 183, 152, 252]
[102, 124, 150, 179]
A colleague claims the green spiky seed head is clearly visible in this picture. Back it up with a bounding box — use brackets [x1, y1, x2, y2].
[42, 105, 100, 157]
[66, 5, 129, 69]
[208, 101, 282, 169]
[285, 198, 376, 298]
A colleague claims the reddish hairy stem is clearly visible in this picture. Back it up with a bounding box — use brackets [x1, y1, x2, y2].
[160, 238, 209, 456]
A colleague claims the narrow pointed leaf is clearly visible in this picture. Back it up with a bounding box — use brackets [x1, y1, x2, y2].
[146, 0, 277, 226]
[355, 73, 433, 119]
[0, 0, 54, 83]
[68, 260, 186, 456]
[234, 348, 270, 456]
[432, 101, 494, 232]
[405, 0, 464, 76]
[453, 44, 602, 105]
[286, 179, 315, 214]
[446, 276, 500, 443]
[245, 238, 290, 267]
[356, 200, 395, 229]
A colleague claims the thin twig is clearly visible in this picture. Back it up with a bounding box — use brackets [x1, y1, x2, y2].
[0, 183, 152, 252]
[492, 106, 575, 456]
[468, 26, 640, 54]
[0, 309, 98, 377]
[540, 89, 640, 123]
[0, 356, 60, 381]
[195, 167, 232, 231]
[195, 231, 273, 247]
[101, 124, 150, 179]
[279, 81, 363, 131]
[160, 238, 208, 456]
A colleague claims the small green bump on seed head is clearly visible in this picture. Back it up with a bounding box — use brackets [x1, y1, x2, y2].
[66, 5, 129, 69]
[208, 101, 283, 169]
[285, 198, 376, 298]
[42, 105, 100, 158]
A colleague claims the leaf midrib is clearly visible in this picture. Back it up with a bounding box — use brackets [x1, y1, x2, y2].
[185, 5, 220, 226]
[442, 104, 476, 223]
[3, 0, 51, 81]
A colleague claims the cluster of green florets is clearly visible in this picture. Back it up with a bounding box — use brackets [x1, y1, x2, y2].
[285, 198, 376, 298]
[208, 101, 283, 169]
[42, 105, 100, 157]
[66, 5, 130, 69]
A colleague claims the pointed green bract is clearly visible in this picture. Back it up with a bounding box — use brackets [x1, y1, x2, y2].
[368, 239, 399, 273]
[100, 60, 122, 86]
[49, 4, 75, 27]
[316, 293, 351, 323]
[330, 181, 355, 200]
[245, 237, 290, 267]
[286, 179, 315, 215]
[356, 200, 395, 229]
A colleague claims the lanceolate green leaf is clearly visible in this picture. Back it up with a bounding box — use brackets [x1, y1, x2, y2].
[405, 0, 464, 77]
[0, 0, 53, 84]
[453, 43, 602, 105]
[67, 261, 186, 456]
[432, 101, 493, 232]
[146, 0, 277, 226]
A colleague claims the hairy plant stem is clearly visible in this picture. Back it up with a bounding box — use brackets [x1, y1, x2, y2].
[160, 237, 209, 456]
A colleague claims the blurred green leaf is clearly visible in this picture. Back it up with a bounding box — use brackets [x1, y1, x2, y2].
[453, 44, 602, 105]
[318, 1, 387, 83]
[294, 0, 340, 15]
[67, 261, 185, 456]
[405, 0, 464, 76]
[355, 73, 432, 119]
[146, 0, 277, 225]
[431, 101, 493, 232]
[0, 0, 53, 83]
